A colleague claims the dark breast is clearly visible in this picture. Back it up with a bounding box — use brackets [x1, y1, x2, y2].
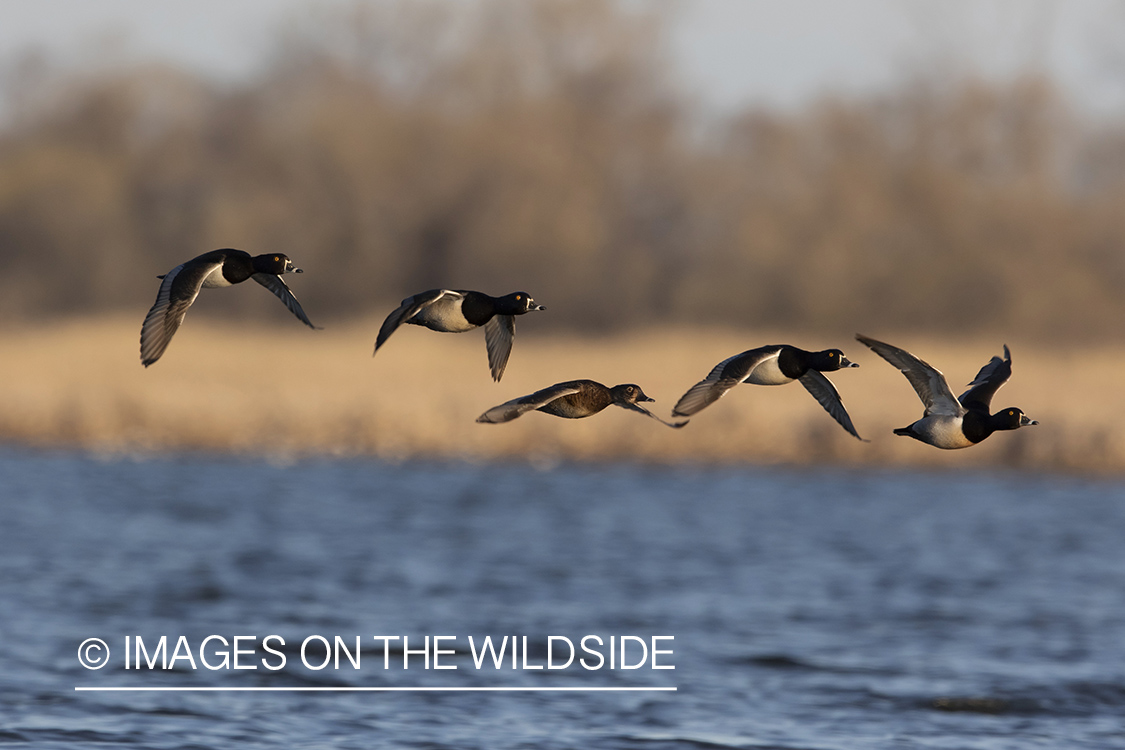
[959, 410, 994, 444]
[775, 347, 808, 379]
[219, 252, 254, 284]
[458, 292, 496, 327]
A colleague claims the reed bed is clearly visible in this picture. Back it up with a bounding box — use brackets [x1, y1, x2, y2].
[0, 316, 1118, 473]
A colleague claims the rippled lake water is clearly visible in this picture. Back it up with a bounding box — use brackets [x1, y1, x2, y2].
[2, 448, 1124, 749]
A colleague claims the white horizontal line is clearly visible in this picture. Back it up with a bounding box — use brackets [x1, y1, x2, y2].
[75, 686, 676, 692]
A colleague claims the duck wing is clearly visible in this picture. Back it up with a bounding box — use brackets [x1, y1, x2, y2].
[373, 289, 461, 354]
[957, 345, 1012, 411]
[251, 273, 318, 329]
[798, 370, 864, 440]
[483, 315, 516, 382]
[476, 383, 582, 424]
[671, 347, 780, 417]
[139, 259, 221, 366]
[855, 334, 964, 417]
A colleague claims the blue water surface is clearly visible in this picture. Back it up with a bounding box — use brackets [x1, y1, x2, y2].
[1, 448, 1124, 749]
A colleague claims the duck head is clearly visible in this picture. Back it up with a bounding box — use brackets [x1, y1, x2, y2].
[610, 384, 653, 405]
[995, 407, 1038, 430]
[814, 349, 858, 371]
[498, 292, 545, 315]
[254, 254, 302, 275]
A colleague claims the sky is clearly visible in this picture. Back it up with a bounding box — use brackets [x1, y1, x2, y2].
[3, 0, 1125, 116]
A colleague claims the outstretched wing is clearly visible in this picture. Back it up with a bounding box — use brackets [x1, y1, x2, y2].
[856, 334, 964, 417]
[251, 273, 318, 329]
[957, 345, 1011, 411]
[799, 370, 864, 440]
[483, 315, 516, 382]
[139, 260, 220, 367]
[476, 383, 583, 424]
[671, 347, 780, 417]
[618, 402, 689, 429]
[373, 289, 460, 354]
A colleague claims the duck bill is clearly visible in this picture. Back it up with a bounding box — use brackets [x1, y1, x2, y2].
[285, 260, 303, 274]
[840, 356, 858, 368]
[1020, 415, 1038, 426]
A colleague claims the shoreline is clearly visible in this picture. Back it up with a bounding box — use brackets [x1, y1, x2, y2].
[0, 316, 1118, 474]
[3, 441, 1116, 484]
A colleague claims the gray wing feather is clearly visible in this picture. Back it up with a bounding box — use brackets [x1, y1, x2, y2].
[251, 273, 318, 329]
[139, 261, 213, 367]
[483, 315, 516, 382]
[672, 348, 779, 417]
[476, 384, 582, 424]
[856, 334, 964, 417]
[799, 370, 864, 440]
[374, 289, 458, 354]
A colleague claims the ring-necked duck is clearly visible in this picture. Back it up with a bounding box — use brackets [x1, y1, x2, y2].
[140, 249, 316, 367]
[374, 289, 545, 381]
[672, 345, 863, 439]
[855, 334, 1038, 449]
[477, 380, 687, 427]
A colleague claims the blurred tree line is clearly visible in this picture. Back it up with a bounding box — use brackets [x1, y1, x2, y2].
[2, 0, 1125, 340]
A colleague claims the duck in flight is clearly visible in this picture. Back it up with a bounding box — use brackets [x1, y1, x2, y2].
[140, 249, 316, 367]
[477, 380, 687, 428]
[672, 344, 863, 440]
[374, 289, 545, 381]
[855, 334, 1037, 449]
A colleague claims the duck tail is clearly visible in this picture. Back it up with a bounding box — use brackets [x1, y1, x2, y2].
[892, 427, 912, 437]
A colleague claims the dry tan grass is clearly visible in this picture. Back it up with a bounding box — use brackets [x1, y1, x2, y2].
[0, 316, 1119, 473]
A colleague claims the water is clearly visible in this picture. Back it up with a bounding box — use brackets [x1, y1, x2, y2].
[2, 448, 1125, 749]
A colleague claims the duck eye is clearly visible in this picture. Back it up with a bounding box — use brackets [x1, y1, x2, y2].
[274, 256, 280, 262]
[516, 295, 522, 301]
[1009, 410, 1015, 416]
[828, 352, 835, 358]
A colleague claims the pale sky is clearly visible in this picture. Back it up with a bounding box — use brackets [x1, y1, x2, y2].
[3, 0, 1124, 116]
